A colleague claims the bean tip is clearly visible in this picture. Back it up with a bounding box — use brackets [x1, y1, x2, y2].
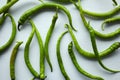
[18, 23, 21, 31]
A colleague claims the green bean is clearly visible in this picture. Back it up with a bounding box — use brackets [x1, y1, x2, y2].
[112, 0, 118, 6]
[65, 24, 120, 59]
[0, 13, 16, 52]
[82, 5, 120, 19]
[44, 11, 58, 72]
[24, 20, 39, 78]
[68, 42, 104, 80]
[88, 22, 120, 73]
[18, 2, 76, 31]
[56, 31, 70, 80]
[34, 21, 46, 79]
[10, 41, 23, 80]
[101, 17, 120, 31]
[0, 0, 18, 14]
[72, 0, 120, 39]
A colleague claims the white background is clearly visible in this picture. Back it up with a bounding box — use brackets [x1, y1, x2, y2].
[1, 0, 120, 80]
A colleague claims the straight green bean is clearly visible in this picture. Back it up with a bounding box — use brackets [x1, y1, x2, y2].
[10, 41, 23, 80]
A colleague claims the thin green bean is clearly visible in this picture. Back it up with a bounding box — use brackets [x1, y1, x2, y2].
[72, 0, 120, 39]
[10, 41, 23, 80]
[18, 2, 76, 31]
[68, 41, 104, 80]
[0, 13, 16, 52]
[101, 17, 120, 31]
[34, 21, 46, 79]
[88, 22, 120, 73]
[65, 24, 120, 59]
[56, 31, 70, 80]
[82, 5, 120, 19]
[24, 20, 39, 78]
[0, 0, 18, 14]
[44, 11, 58, 72]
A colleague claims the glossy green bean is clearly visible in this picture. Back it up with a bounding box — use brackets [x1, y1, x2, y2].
[82, 5, 120, 18]
[68, 42, 104, 80]
[24, 20, 39, 78]
[10, 41, 23, 80]
[101, 17, 120, 31]
[18, 2, 76, 31]
[0, 0, 18, 14]
[72, 0, 120, 39]
[56, 31, 70, 80]
[34, 21, 46, 79]
[65, 24, 120, 59]
[0, 13, 16, 52]
[44, 11, 58, 72]
[88, 23, 120, 73]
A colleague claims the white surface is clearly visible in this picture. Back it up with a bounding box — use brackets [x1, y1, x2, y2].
[0, 0, 120, 80]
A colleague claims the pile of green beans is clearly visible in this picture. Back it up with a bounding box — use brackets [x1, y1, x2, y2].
[1, 0, 120, 80]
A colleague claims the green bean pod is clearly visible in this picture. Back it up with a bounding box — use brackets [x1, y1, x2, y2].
[10, 41, 23, 80]
[44, 11, 58, 72]
[82, 5, 120, 19]
[88, 24, 120, 73]
[65, 24, 120, 59]
[34, 22, 46, 79]
[101, 17, 120, 31]
[72, 0, 120, 39]
[0, 0, 18, 14]
[18, 2, 76, 31]
[24, 20, 39, 78]
[68, 42, 104, 80]
[56, 31, 70, 80]
[0, 13, 16, 52]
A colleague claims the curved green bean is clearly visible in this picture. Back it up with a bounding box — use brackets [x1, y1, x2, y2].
[44, 11, 58, 72]
[10, 41, 23, 80]
[33, 21, 46, 79]
[56, 31, 70, 80]
[101, 17, 120, 31]
[68, 42, 104, 80]
[88, 23, 120, 73]
[0, 13, 16, 52]
[65, 24, 120, 59]
[18, 2, 76, 31]
[72, 0, 120, 39]
[24, 20, 39, 78]
[82, 5, 120, 19]
[0, 0, 18, 14]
